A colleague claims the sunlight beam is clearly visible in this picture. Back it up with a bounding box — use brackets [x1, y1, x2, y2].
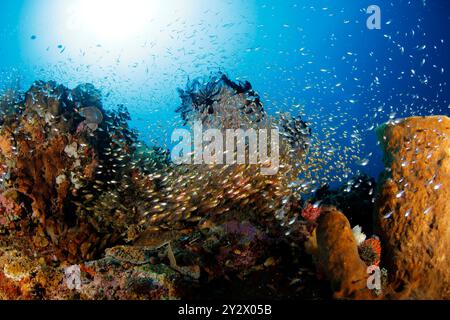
[67, 0, 157, 40]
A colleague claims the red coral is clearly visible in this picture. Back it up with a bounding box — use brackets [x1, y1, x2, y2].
[301, 203, 322, 222]
[359, 238, 382, 266]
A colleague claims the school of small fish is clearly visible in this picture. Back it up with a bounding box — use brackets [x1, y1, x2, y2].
[0, 1, 448, 231]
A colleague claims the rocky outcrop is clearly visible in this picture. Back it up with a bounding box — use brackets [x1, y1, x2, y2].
[376, 116, 450, 299]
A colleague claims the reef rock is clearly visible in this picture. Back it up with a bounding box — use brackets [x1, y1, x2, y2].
[315, 207, 376, 299]
[376, 116, 450, 299]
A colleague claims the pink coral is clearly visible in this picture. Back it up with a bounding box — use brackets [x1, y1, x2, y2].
[0, 192, 24, 226]
[301, 203, 322, 222]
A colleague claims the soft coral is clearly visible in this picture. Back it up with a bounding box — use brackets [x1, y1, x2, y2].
[301, 203, 322, 222]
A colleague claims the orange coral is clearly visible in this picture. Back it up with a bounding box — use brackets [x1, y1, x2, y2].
[0, 135, 12, 158]
[359, 238, 381, 267]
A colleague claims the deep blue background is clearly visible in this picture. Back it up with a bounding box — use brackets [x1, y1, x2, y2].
[1, 0, 449, 185]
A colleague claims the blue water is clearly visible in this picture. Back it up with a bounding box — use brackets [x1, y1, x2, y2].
[1, 0, 449, 184]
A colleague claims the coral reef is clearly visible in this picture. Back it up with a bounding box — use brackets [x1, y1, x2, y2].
[376, 116, 450, 299]
[0, 78, 323, 300]
[0, 245, 185, 300]
[134, 73, 312, 234]
[2, 76, 447, 301]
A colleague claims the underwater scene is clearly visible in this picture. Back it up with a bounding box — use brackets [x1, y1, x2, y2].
[0, 0, 449, 302]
